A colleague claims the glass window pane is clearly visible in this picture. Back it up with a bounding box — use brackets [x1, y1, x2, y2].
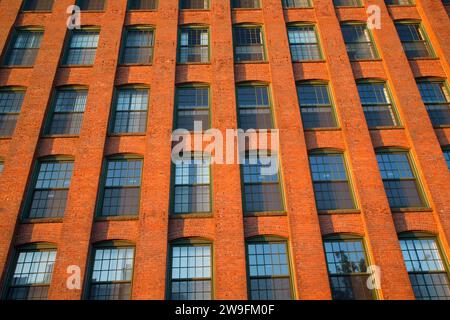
[283, 0, 310, 8]
[64, 30, 99, 65]
[234, 26, 265, 62]
[396, 24, 432, 59]
[0, 89, 25, 136]
[112, 88, 149, 134]
[417, 81, 450, 126]
[297, 84, 336, 128]
[4, 30, 43, 66]
[170, 244, 212, 300]
[232, 0, 261, 8]
[237, 85, 273, 130]
[357, 83, 398, 127]
[22, 0, 54, 11]
[77, 0, 105, 11]
[127, 0, 157, 10]
[176, 87, 209, 131]
[121, 29, 154, 64]
[341, 24, 377, 60]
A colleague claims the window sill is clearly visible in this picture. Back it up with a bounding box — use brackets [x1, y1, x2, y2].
[232, 8, 263, 11]
[304, 127, 341, 132]
[386, 5, 416, 8]
[41, 134, 80, 139]
[169, 213, 213, 219]
[118, 63, 153, 67]
[95, 215, 139, 222]
[350, 59, 382, 62]
[0, 136, 13, 140]
[369, 126, 404, 130]
[391, 207, 432, 213]
[176, 62, 211, 66]
[235, 61, 269, 65]
[244, 211, 287, 217]
[433, 125, 450, 129]
[20, 218, 64, 224]
[59, 64, 94, 68]
[127, 10, 158, 13]
[180, 9, 210, 12]
[283, 7, 314, 10]
[407, 57, 439, 61]
[292, 60, 326, 63]
[0, 65, 34, 69]
[318, 209, 360, 215]
[107, 133, 147, 137]
[20, 11, 53, 14]
[78, 10, 106, 13]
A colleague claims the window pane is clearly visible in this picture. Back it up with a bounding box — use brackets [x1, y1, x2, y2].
[400, 238, 450, 300]
[247, 241, 292, 300]
[234, 26, 265, 62]
[309, 154, 355, 211]
[180, 0, 209, 9]
[121, 29, 154, 64]
[232, 0, 261, 8]
[385, 0, 412, 5]
[376, 152, 425, 208]
[112, 88, 148, 134]
[297, 84, 336, 128]
[0, 161, 3, 173]
[100, 159, 143, 216]
[8, 249, 57, 300]
[396, 24, 432, 59]
[0, 89, 25, 136]
[242, 153, 283, 212]
[341, 25, 377, 60]
[283, 0, 310, 8]
[176, 87, 209, 131]
[288, 26, 321, 61]
[237, 85, 272, 130]
[28, 161, 74, 219]
[357, 83, 398, 127]
[170, 244, 212, 300]
[64, 30, 99, 65]
[173, 157, 211, 214]
[77, 0, 105, 10]
[444, 150, 450, 170]
[22, 0, 54, 11]
[89, 247, 135, 300]
[4, 30, 43, 66]
[47, 89, 87, 135]
[127, 0, 157, 10]
[417, 81, 450, 126]
[179, 28, 209, 63]
[324, 239, 373, 300]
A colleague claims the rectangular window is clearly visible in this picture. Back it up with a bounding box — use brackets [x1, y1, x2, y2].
[396, 23, 433, 59]
[385, 0, 412, 5]
[0, 88, 25, 137]
[237, 85, 273, 130]
[283, 0, 311, 8]
[22, 0, 54, 11]
[121, 28, 154, 65]
[111, 87, 149, 134]
[400, 237, 450, 300]
[444, 149, 450, 170]
[89, 246, 135, 300]
[324, 238, 374, 300]
[180, 0, 209, 9]
[170, 243, 212, 300]
[417, 80, 450, 126]
[76, 0, 105, 10]
[288, 26, 321, 61]
[175, 86, 210, 131]
[234, 26, 266, 62]
[172, 155, 211, 214]
[7, 248, 57, 300]
[99, 158, 143, 217]
[333, 0, 360, 6]
[242, 152, 284, 213]
[26, 160, 74, 219]
[0, 161, 3, 173]
[376, 151, 425, 209]
[179, 27, 209, 63]
[247, 240, 293, 300]
[127, 0, 157, 10]
[297, 83, 337, 129]
[357, 82, 399, 127]
[232, 0, 261, 8]
[45, 88, 87, 135]
[341, 24, 377, 60]
[63, 29, 100, 66]
[3, 29, 43, 67]
[309, 153, 355, 211]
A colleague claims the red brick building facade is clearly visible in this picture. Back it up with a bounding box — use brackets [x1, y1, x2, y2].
[0, 0, 449, 300]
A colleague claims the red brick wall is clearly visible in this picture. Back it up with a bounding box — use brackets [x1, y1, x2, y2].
[0, 0, 448, 300]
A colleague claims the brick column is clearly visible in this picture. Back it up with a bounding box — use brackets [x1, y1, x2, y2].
[211, 0, 247, 300]
[48, 0, 128, 299]
[314, 0, 415, 299]
[131, 0, 179, 299]
[367, 0, 450, 254]
[0, 0, 75, 291]
[262, 0, 332, 299]
[0, 0, 22, 52]
[416, 0, 450, 76]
